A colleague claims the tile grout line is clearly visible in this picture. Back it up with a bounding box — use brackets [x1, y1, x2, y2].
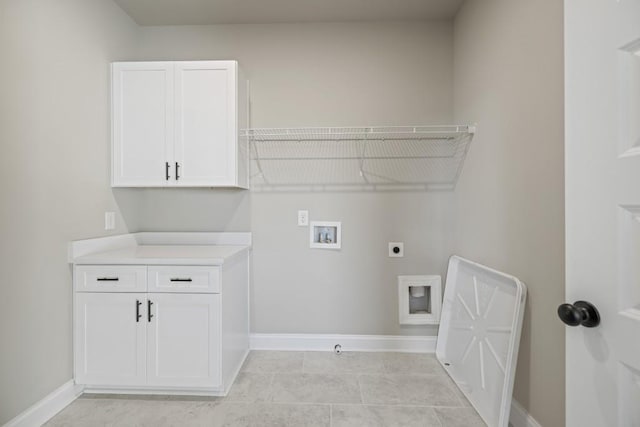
[432, 407, 447, 427]
[433, 409, 445, 427]
[223, 400, 470, 409]
[267, 372, 275, 403]
[329, 404, 333, 427]
[356, 373, 366, 406]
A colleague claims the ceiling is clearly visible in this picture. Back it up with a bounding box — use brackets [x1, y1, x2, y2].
[113, 0, 465, 26]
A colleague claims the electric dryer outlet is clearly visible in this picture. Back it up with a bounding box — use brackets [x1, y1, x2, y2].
[389, 242, 404, 257]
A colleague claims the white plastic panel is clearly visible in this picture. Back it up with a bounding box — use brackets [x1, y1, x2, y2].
[436, 256, 526, 427]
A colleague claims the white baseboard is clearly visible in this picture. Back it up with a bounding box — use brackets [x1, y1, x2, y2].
[4, 380, 83, 427]
[222, 348, 250, 396]
[249, 333, 437, 353]
[510, 399, 542, 427]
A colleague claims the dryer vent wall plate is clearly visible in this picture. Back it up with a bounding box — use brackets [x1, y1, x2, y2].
[398, 275, 442, 325]
[436, 256, 526, 427]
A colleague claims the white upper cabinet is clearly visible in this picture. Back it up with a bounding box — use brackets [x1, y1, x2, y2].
[111, 61, 248, 188]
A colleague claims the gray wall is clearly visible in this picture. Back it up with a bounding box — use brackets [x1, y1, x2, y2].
[452, 1, 565, 426]
[136, 22, 454, 127]
[250, 192, 454, 336]
[0, 0, 139, 423]
[134, 22, 457, 336]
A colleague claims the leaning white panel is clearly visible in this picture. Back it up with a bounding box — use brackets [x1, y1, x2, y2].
[436, 256, 526, 427]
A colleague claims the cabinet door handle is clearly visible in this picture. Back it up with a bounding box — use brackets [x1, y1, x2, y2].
[165, 162, 170, 181]
[148, 299, 154, 322]
[175, 162, 180, 181]
[136, 300, 142, 322]
[97, 277, 119, 281]
[170, 278, 192, 282]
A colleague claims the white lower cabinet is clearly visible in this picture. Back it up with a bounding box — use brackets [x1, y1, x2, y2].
[74, 293, 147, 386]
[146, 293, 221, 388]
[74, 261, 248, 394]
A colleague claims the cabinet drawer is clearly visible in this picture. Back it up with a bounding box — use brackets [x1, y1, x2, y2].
[147, 266, 220, 293]
[75, 266, 147, 292]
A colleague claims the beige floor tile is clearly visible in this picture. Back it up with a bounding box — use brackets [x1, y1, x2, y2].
[224, 372, 273, 402]
[436, 372, 472, 407]
[381, 352, 447, 376]
[45, 351, 485, 427]
[44, 398, 105, 427]
[359, 374, 462, 407]
[271, 373, 362, 404]
[209, 402, 330, 427]
[45, 398, 214, 427]
[331, 404, 442, 427]
[303, 351, 385, 374]
[241, 351, 304, 373]
[434, 407, 487, 426]
[46, 398, 331, 427]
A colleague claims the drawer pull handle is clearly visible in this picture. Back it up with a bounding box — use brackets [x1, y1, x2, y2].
[136, 300, 142, 322]
[170, 278, 192, 282]
[97, 277, 119, 281]
[148, 300, 153, 322]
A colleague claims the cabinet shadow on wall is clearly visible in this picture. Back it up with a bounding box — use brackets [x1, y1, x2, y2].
[113, 187, 251, 232]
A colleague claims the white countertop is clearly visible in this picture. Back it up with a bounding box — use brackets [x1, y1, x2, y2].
[73, 244, 249, 266]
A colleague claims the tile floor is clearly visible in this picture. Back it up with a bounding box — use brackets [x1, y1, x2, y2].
[46, 351, 486, 426]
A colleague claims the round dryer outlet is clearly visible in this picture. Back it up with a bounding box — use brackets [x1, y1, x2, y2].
[389, 242, 404, 257]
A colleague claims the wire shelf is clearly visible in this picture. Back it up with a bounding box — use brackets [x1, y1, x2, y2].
[245, 125, 475, 192]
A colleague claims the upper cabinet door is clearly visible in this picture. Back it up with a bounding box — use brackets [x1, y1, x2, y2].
[173, 61, 238, 186]
[112, 62, 174, 187]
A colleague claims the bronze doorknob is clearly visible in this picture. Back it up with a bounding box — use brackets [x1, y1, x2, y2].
[557, 301, 600, 328]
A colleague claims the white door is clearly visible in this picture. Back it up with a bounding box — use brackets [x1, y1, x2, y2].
[146, 293, 221, 388]
[112, 62, 174, 187]
[74, 293, 146, 386]
[174, 61, 237, 186]
[565, 0, 640, 425]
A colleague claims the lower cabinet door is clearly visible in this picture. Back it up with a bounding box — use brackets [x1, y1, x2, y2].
[75, 293, 146, 386]
[146, 293, 221, 388]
